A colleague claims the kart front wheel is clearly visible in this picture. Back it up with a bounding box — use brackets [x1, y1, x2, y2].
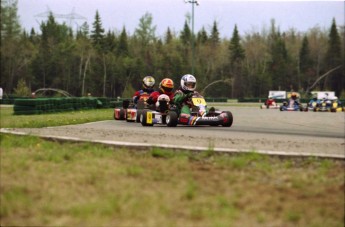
[166, 111, 178, 127]
[140, 110, 153, 126]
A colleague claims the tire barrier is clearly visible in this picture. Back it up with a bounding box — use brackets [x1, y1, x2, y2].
[13, 97, 111, 115]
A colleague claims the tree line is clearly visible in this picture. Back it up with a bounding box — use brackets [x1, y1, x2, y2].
[1, 0, 344, 98]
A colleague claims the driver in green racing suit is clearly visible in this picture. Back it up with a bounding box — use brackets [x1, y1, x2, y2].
[174, 74, 214, 123]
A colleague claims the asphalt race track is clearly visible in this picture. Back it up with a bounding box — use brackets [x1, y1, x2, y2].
[3, 106, 345, 159]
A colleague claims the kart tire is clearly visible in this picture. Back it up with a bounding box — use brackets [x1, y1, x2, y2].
[140, 110, 153, 126]
[221, 111, 233, 127]
[136, 109, 142, 122]
[279, 106, 283, 111]
[166, 111, 178, 127]
[114, 108, 125, 120]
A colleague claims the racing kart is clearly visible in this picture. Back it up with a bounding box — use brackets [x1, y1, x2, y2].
[140, 93, 233, 127]
[114, 93, 151, 122]
[330, 101, 345, 112]
[312, 100, 345, 112]
[260, 102, 280, 109]
[280, 100, 305, 111]
[306, 100, 318, 112]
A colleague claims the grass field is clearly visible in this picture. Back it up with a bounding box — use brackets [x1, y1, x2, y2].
[0, 107, 344, 226]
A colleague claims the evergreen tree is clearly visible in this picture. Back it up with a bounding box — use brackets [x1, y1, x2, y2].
[165, 27, 173, 44]
[180, 20, 191, 46]
[229, 25, 245, 64]
[117, 27, 128, 56]
[229, 25, 245, 98]
[299, 36, 314, 90]
[325, 18, 343, 95]
[91, 10, 105, 51]
[104, 30, 116, 52]
[34, 13, 71, 89]
[197, 26, 208, 44]
[210, 21, 220, 46]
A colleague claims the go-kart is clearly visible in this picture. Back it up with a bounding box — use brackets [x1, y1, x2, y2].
[140, 93, 233, 127]
[312, 100, 345, 112]
[306, 100, 318, 112]
[280, 100, 305, 111]
[114, 93, 151, 122]
[330, 101, 345, 112]
[260, 102, 280, 109]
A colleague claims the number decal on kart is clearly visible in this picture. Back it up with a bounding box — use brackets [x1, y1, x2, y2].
[147, 112, 152, 124]
[192, 98, 206, 106]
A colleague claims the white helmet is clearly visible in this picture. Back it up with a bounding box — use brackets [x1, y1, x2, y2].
[181, 74, 197, 91]
[156, 94, 170, 108]
[142, 76, 155, 89]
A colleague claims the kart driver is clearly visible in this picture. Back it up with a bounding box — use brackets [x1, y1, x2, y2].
[288, 92, 300, 107]
[146, 78, 174, 106]
[174, 74, 213, 121]
[132, 76, 155, 105]
[308, 93, 320, 108]
[265, 96, 276, 107]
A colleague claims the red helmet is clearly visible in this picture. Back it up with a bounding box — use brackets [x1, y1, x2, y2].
[159, 78, 174, 94]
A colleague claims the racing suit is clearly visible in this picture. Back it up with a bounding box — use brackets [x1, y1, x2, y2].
[173, 88, 206, 118]
[308, 98, 320, 108]
[147, 90, 174, 105]
[265, 98, 276, 107]
[132, 88, 154, 104]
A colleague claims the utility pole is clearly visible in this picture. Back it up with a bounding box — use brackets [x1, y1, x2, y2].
[185, 0, 199, 75]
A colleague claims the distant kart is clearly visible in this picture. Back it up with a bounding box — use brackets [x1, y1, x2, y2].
[280, 100, 305, 111]
[260, 103, 280, 109]
[330, 102, 345, 112]
[312, 100, 345, 112]
[140, 94, 233, 127]
[306, 101, 318, 112]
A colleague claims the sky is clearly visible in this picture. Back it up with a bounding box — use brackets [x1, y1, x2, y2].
[17, 0, 344, 38]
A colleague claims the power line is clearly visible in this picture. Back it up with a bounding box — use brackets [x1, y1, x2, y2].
[35, 7, 86, 30]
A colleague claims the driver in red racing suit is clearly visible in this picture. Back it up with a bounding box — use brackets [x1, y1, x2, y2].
[132, 76, 155, 105]
[146, 78, 174, 107]
[265, 96, 276, 107]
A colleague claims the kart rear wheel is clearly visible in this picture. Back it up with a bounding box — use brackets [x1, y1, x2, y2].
[166, 111, 178, 127]
[140, 110, 153, 126]
[114, 108, 125, 120]
[221, 111, 233, 127]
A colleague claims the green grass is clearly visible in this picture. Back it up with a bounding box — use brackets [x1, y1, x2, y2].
[0, 107, 112, 128]
[1, 134, 344, 227]
[0, 106, 344, 226]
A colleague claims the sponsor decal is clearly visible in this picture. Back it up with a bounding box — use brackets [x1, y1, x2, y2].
[115, 110, 119, 119]
[188, 116, 198, 125]
[201, 116, 218, 121]
[180, 117, 189, 123]
[147, 112, 152, 124]
[192, 98, 206, 106]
